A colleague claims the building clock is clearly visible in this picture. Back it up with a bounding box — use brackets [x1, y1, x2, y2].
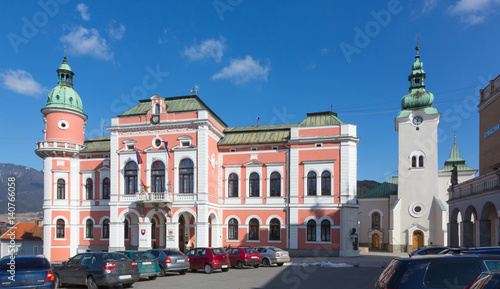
[151, 114, 160, 124]
[412, 115, 423, 126]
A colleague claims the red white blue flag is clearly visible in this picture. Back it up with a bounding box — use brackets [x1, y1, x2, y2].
[134, 144, 143, 164]
[162, 140, 170, 158]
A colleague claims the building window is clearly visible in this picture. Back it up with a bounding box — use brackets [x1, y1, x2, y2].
[249, 218, 259, 240]
[307, 220, 316, 241]
[57, 179, 65, 199]
[102, 219, 110, 239]
[411, 154, 425, 168]
[86, 178, 93, 200]
[249, 173, 260, 197]
[151, 161, 165, 193]
[86, 219, 94, 239]
[321, 220, 331, 241]
[151, 219, 157, 240]
[125, 161, 138, 194]
[307, 172, 317, 196]
[154, 103, 160, 114]
[270, 172, 281, 197]
[269, 218, 280, 241]
[412, 156, 417, 167]
[228, 218, 238, 240]
[56, 219, 65, 238]
[179, 159, 194, 193]
[419, 156, 424, 167]
[371, 212, 381, 229]
[228, 173, 238, 197]
[102, 178, 110, 199]
[124, 219, 129, 239]
[321, 171, 331, 196]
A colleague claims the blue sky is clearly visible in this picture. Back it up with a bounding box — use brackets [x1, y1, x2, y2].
[1, 0, 499, 182]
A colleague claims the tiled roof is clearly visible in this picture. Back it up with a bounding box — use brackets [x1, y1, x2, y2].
[219, 125, 294, 145]
[82, 135, 110, 153]
[440, 139, 476, 172]
[358, 177, 398, 199]
[298, 111, 343, 127]
[0, 223, 43, 240]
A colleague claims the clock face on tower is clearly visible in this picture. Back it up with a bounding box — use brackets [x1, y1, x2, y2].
[412, 115, 423, 126]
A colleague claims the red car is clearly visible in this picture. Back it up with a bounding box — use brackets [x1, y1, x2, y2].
[227, 247, 262, 269]
[185, 248, 230, 274]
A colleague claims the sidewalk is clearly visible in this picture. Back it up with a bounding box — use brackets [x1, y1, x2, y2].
[289, 251, 408, 268]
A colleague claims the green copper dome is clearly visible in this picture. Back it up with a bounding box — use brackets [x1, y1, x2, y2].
[45, 56, 84, 114]
[398, 46, 438, 118]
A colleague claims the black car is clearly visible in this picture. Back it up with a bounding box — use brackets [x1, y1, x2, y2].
[0, 255, 56, 289]
[410, 246, 450, 256]
[375, 254, 500, 289]
[54, 252, 140, 288]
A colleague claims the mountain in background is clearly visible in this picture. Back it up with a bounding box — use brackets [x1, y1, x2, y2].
[0, 163, 43, 213]
[357, 180, 381, 197]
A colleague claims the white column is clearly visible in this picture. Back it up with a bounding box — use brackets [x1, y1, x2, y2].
[42, 157, 52, 261]
[109, 221, 125, 251]
[340, 125, 358, 204]
[165, 222, 179, 250]
[138, 222, 152, 250]
[69, 157, 80, 257]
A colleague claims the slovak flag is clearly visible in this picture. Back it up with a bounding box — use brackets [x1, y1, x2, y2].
[134, 144, 143, 165]
[162, 140, 170, 158]
[141, 180, 150, 193]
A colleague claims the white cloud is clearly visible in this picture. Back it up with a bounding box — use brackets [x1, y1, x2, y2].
[61, 26, 113, 61]
[107, 20, 126, 40]
[76, 3, 90, 21]
[158, 29, 169, 44]
[212, 56, 270, 85]
[0, 69, 47, 97]
[183, 37, 225, 63]
[421, 0, 438, 14]
[448, 0, 500, 25]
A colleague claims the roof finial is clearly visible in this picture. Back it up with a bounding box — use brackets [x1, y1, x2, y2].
[415, 32, 421, 54]
[63, 45, 67, 60]
[190, 84, 199, 95]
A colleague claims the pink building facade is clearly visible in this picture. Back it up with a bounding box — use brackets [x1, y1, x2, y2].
[36, 58, 360, 261]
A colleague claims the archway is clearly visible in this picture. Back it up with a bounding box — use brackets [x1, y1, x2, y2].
[464, 206, 478, 247]
[179, 215, 186, 252]
[481, 202, 498, 246]
[150, 212, 167, 249]
[412, 230, 424, 251]
[372, 233, 380, 249]
[450, 208, 462, 247]
[123, 212, 140, 250]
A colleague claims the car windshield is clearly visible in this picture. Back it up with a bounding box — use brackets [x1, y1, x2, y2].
[243, 248, 258, 254]
[132, 252, 155, 259]
[0, 257, 49, 270]
[165, 250, 184, 256]
[99, 253, 130, 261]
[269, 247, 283, 251]
[485, 261, 500, 270]
[212, 248, 225, 255]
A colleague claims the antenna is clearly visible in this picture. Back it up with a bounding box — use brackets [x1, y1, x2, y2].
[330, 104, 334, 112]
[256, 117, 260, 126]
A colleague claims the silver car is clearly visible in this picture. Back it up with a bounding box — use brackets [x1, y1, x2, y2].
[253, 246, 290, 267]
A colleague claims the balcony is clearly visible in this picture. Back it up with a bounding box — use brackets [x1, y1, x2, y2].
[119, 192, 197, 204]
[35, 141, 84, 157]
[449, 171, 500, 201]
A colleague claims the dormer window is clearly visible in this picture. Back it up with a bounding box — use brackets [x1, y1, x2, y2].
[154, 103, 161, 114]
[181, 141, 190, 148]
[127, 144, 134, 150]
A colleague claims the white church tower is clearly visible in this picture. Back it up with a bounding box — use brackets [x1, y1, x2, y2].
[391, 45, 443, 252]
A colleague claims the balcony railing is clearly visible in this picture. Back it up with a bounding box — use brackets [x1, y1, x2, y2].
[449, 171, 500, 201]
[118, 192, 197, 202]
[36, 141, 84, 150]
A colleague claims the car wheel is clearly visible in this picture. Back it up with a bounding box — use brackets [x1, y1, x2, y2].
[158, 266, 166, 277]
[86, 276, 98, 289]
[179, 269, 188, 275]
[149, 276, 157, 280]
[263, 258, 271, 267]
[277, 263, 284, 266]
[222, 268, 229, 272]
[122, 283, 133, 288]
[237, 261, 243, 269]
[204, 263, 213, 274]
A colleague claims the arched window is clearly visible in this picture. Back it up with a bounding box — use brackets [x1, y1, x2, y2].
[125, 162, 138, 194]
[124, 219, 129, 239]
[102, 219, 110, 239]
[412, 156, 417, 168]
[270, 172, 281, 197]
[151, 161, 165, 193]
[249, 173, 260, 197]
[321, 171, 331, 196]
[86, 178, 93, 200]
[307, 172, 317, 196]
[56, 219, 65, 238]
[86, 219, 94, 239]
[102, 178, 110, 199]
[228, 173, 238, 197]
[371, 212, 381, 229]
[307, 220, 316, 241]
[419, 156, 424, 167]
[269, 218, 280, 241]
[151, 219, 157, 240]
[321, 220, 331, 241]
[228, 218, 238, 240]
[179, 159, 194, 193]
[154, 103, 160, 114]
[57, 179, 65, 199]
[249, 218, 259, 240]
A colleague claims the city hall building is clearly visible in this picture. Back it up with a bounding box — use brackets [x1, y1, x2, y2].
[36, 56, 360, 261]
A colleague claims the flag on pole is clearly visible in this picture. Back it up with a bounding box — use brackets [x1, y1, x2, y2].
[134, 144, 143, 164]
[162, 140, 170, 158]
[141, 180, 150, 193]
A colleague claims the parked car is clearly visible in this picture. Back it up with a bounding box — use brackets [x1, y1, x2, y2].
[410, 246, 451, 256]
[227, 247, 262, 269]
[53, 252, 140, 288]
[116, 250, 160, 280]
[440, 247, 500, 255]
[254, 246, 290, 267]
[149, 249, 190, 276]
[375, 254, 500, 289]
[185, 247, 230, 274]
[0, 255, 56, 289]
[465, 270, 500, 289]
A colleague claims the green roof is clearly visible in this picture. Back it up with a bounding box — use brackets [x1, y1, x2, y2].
[119, 95, 227, 128]
[82, 135, 110, 153]
[45, 57, 84, 114]
[440, 138, 476, 172]
[358, 177, 398, 199]
[298, 111, 343, 127]
[219, 125, 294, 145]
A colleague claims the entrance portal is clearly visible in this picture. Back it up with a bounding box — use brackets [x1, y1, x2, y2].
[372, 234, 380, 249]
[412, 230, 424, 251]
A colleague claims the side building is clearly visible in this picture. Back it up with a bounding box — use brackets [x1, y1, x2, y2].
[36, 56, 360, 261]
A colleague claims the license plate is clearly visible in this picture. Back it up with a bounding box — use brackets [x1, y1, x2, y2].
[143, 262, 151, 265]
[118, 275, 131, 280]
[177, 259, 185, 263]
[251, 256, 258, 259]
[221, 265, 228, 268]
